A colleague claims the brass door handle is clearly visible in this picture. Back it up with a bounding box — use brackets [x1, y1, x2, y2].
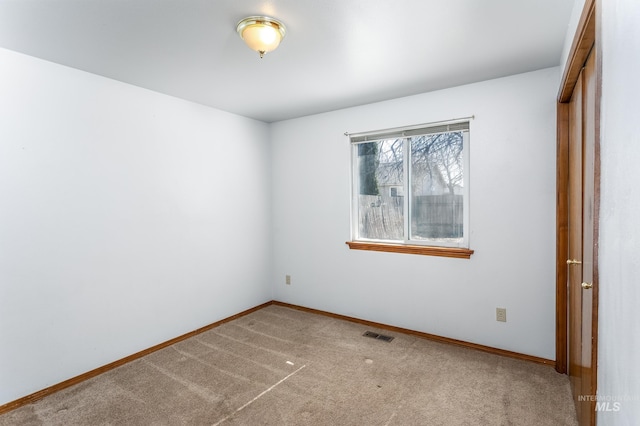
[567, 259, 582, 265]
[581, 282, 593, 289]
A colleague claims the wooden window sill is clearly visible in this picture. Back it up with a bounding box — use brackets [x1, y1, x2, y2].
[346, 241, 474, 259]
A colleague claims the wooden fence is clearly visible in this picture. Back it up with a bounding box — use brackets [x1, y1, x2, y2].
[412, 194, 463, 238]
[359, 194, 462, 239]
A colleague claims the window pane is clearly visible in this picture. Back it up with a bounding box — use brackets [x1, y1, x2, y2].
[409, 132, 464, 242]
[355, 140, 404, 240]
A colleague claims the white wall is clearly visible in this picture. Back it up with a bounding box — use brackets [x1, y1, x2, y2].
[271, 68, 559, 360]
[597, 0, 640, 423]
[0, 48, 272, 406]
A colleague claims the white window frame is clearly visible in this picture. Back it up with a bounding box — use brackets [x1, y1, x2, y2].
[349, 119, 471, 250]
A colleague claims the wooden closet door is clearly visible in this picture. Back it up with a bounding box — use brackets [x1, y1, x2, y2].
[567, 49, 597, 426]
[567, 66, 584, 416]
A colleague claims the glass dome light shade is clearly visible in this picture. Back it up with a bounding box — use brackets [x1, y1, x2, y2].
[237, 16, 286, 57]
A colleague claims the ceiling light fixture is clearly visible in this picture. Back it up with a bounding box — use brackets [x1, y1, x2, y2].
[236, 16, 287, 58]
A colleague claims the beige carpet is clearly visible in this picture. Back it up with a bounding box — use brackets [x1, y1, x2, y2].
[0, 305, 578, 425]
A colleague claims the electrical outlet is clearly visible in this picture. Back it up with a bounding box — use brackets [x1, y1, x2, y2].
[496, 308, 507, 322]
[285, 275, 291, 285]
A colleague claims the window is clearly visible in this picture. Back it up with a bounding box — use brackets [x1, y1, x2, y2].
[348, 120, 473, 258]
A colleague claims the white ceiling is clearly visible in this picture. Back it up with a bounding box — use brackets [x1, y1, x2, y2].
[0, 0, 574, 123]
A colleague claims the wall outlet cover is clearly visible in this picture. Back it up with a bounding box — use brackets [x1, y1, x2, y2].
[496, 308, 507, 322]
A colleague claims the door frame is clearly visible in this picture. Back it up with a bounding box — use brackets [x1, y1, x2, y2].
[555, 0, 601, 421]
